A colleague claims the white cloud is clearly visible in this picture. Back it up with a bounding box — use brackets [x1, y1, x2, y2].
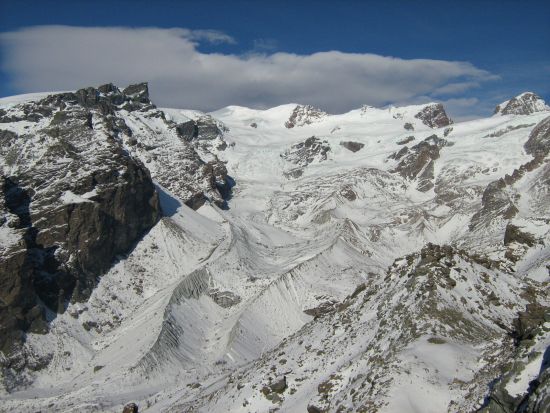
[184, 29, 236, 45]
[432, 81, 482, 96]
[0, 25, 496, 113]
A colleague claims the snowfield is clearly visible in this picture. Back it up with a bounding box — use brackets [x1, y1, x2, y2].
[0, 87, 549, 413]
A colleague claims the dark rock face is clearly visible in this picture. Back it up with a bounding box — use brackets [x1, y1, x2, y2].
[339, 185, 357, 201]
[269, 376, 287, 393]
[285, 105, 327, 128]
[391, 135, 450, 191]
[122, 82, 149, 103]
[281, 137, 330, 179]
[283, 137, 330, 166]
[482, 123, 536, 139]
[469, 179, 518, 231]
[175, 120, 198, 141]
[524, 116, 550, 157]
[397, 136, 414, 145]
[122, 402, 139, 413]
[339, 141, 364, 152]
[176, 115, 226, 142]
[403, 122, 414, 131]
[172, 116, 231, 206]
[517, 366, 550, 413]
[0, 84, 161, 365]
[304, 300, 338, 318]
[504, 224, 536, 247]
[282, 136, 330, 179]
[208, 289, 241, 308]
[495, 92, 549, 116]
[470, 119, 550, 234]
[512, 304, 549, 343]
[414, 103, 452, 128]
[479, 305, 550, 413]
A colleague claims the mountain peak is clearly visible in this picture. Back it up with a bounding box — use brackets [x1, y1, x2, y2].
[414, 102, 452, 128]
[284, 104, 328, 128]
[494, 92, 549, 115]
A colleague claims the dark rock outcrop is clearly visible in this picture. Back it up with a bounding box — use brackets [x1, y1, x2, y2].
[391, 135, 450, 191]
[285, 105, 327, 128]
[504, 224, 536, 247]
[414, 103, 452, 128]
[469, 179, 518, 230]
[470, 117, 550, 234]
[208, 289, 241, 308]
[122, 82, 149, 103]
[0, 84, 162, 367]
[479, 305, 550, 413]
[482, 123, 535, 139]
[304, 300, 338, 318]
[512, 304, 549, 344]
[122, 402, 139, 413]
[176, 115, 226, 142]
[175, 120, 199, 141]
[340, 141, 364, 152]
[282, 136, 330, 168]
[524, 116, 550, 157]
[397, 136, 415, 145]
[269, 376, 287, 393]
[495, 92, 549, 116]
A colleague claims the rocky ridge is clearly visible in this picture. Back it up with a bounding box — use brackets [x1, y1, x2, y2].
[285, 105, 328, 128]
[0, 83, 231, 378]
[495, 92, 550, 116]
[0, 88, 549, 413]
[414, 103, 452, 128]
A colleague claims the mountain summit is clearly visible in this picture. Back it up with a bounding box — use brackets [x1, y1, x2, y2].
[494, 92, 549, 116]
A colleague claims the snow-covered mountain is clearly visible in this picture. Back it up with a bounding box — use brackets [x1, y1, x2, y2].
[494, 92, 550, 116]
[0, 85, 549, 413]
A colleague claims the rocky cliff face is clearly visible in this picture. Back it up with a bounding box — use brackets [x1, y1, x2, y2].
[414, 103, 452, 128]
[281, 136, 331, 178]
[0, 83, 237, 374]
[0, 84, 163, 367]
[285, 105, 328, 128]
[495, 92, 550, 116]
[391, 134, 451, 191]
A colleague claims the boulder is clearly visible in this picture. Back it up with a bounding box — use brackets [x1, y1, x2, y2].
[122, 402, 139, 413]
[340, 141, 364, 152]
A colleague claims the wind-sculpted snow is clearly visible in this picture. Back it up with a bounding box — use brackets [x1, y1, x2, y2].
[0, 87, 549, 413]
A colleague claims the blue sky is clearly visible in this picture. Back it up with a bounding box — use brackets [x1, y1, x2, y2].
[1, 0, 549, 119]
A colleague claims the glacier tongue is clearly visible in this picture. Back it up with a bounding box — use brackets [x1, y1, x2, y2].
[0, 87, 549, 412]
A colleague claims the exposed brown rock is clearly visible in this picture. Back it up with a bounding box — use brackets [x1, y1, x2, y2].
[414, 103, 452, 128]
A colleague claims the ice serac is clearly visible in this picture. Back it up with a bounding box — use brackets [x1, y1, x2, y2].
[414, 103, 452, 128]
[494, 92, 550, 116]
[0, 84, 163, 367]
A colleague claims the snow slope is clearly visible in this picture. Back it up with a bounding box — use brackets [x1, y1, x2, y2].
[0, 89, 549, 412]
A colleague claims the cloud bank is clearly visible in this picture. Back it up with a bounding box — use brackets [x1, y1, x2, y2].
[0, 25, 496, 113]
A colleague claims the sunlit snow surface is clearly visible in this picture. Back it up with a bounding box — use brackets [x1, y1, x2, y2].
[1, 94, 549, 412]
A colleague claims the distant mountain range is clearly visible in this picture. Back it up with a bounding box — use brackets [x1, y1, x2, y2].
[0, 84, 548, 412]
